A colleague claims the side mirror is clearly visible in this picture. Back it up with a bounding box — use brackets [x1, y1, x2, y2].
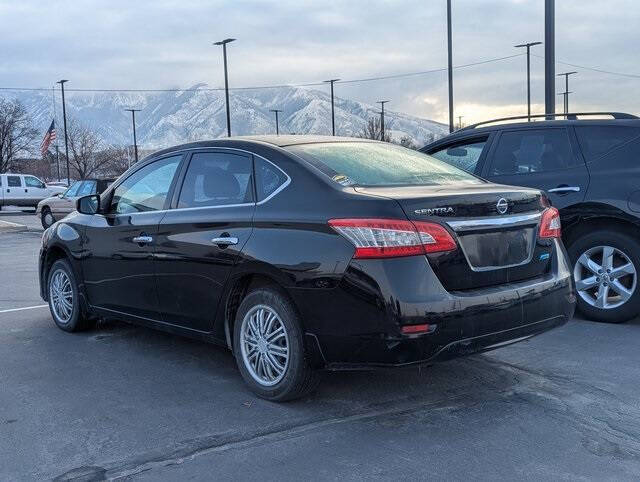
[55, 192, 63, 198]
[446, 147, 468, 157]
[77, 194, 100, 215]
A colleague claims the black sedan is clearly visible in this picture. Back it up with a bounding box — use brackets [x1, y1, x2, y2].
[39, 136, 575, 401]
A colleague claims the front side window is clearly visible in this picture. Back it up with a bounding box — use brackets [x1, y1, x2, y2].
[490, 129, 576, 175]
[7, 176, 21, 187]
[110, 155, 181, 214]
[25, 176, 44, 188]
[288, 142, 481, 187]
[430, 140, 487, 173]
[177, 152, 253, 208]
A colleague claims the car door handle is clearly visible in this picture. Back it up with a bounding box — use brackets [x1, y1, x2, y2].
[212, 236, 238, 246]
[132, 235, 153, 244]
[548, 186, 580, 193]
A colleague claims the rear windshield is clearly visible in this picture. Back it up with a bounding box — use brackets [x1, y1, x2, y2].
[287, 142, 482, 187]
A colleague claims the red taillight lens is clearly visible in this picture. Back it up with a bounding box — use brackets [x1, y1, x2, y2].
[328, 218, 457, 259]
[539, 207, 561, 238]
[401, 323, 431, 334]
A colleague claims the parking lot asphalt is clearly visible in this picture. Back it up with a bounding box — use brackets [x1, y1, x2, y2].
[2, 228, 640, 480]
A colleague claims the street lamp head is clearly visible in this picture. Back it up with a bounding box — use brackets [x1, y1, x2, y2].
[514, 41, 542, 48]
[323, 79, 340, 83]
[214, 38, 235, 45]
[557, 71, 578, 77]
[56, 79, 69, 84]
[377, 100, 390, 104]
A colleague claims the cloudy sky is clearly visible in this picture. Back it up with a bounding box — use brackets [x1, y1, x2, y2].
[1, 0, 639, 124]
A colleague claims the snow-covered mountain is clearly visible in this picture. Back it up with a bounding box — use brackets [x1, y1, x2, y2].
[5, 84, 448, 150]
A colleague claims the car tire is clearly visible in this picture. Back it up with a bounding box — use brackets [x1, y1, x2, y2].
[41, 207, 55, 229]
[568, 229, 640, 323]
[47, 259, 92, 332]
[233, 286, 320, 401]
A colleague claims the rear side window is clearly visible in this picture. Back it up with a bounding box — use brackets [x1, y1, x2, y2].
[178, 152, 254, 208]
[575, 126, 640, 162]
[490, 129, 577, 175]
[430, 140, 487, 173]
[255, 157, 288, 201]
[7, 176, 21, 187]
[288, 142, 481, 187]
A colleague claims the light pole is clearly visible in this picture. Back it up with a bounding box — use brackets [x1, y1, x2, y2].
[125, 108, 141, 167]
[515, 41, 542, 121]
[557, 71, 577, 115]
[544, 0, 555, 119]
[270, 109, 282, 135]
[324, 79, 340, 136]
[56, 79, 70, 185]
[446, 0, 454, 133]
[214, 38, 235, 137]
[377, 100, 389, 140]
[457, 115, 464, 130]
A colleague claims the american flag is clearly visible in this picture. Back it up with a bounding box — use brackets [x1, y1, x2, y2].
[40, 119, 57, 156]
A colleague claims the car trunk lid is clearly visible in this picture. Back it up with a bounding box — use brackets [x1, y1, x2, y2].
[353, 183, 551, 290]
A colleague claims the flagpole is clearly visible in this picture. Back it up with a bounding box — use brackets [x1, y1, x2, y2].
[51, 85, 61, 182]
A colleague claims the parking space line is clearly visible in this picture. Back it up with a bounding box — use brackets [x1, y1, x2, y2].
[0, 304, 48, 314]
[0, 219, 26, 227]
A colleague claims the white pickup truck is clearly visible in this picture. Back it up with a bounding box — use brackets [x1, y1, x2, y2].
[0, 173, 66, 210]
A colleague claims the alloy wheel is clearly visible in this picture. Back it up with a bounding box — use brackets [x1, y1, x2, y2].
[240, 304, 290, 386]
[49, 269, 73, 324]
[574, 245, 637, 310]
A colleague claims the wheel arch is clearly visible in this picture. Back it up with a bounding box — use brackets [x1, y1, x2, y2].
[219, 269, 326, 368]
[40, 242, 89, 316]
[560, 202, 640, 248]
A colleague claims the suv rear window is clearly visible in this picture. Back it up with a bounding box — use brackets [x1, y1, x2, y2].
[575, 125, 640, 162]
[288, 142, 481, 187]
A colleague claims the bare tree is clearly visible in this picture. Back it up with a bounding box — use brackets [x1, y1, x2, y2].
[358, 117, 391, 142]
[97, 146, 131, 177]
[0, 99, 38, 173]
[66, 119, 105, 179]
[397, 135, 418, 150]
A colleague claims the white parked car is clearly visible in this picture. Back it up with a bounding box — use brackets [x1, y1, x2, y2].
[0, 173, 66, 210]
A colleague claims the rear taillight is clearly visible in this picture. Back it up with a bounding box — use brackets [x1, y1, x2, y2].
[539, 207, 561, 239]
[328, 218, 457, 259]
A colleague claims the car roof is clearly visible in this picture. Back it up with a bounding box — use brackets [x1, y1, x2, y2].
[425, 118, 640, 147]
[145, 135, 378, 160]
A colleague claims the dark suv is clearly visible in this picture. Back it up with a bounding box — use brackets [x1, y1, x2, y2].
[422, 112, 640, 323]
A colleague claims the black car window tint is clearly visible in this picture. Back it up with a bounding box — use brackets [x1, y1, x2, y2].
[430, 140, 487, 173]
[110, 156, 181, 214]
[178, 152, 254, 208]
[289, 142, 481, 187]
[491, 129, 575, 175]
[575, 126, 640, 162]
[7, 176, 21, 187]
[255, 157, 287, 201]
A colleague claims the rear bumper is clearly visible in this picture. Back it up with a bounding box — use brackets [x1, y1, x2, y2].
[291, 239, 575, 368]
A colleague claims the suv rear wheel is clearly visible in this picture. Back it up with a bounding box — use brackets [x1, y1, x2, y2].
[233, 286, 319, 401]
[568, 229, 640, 323]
